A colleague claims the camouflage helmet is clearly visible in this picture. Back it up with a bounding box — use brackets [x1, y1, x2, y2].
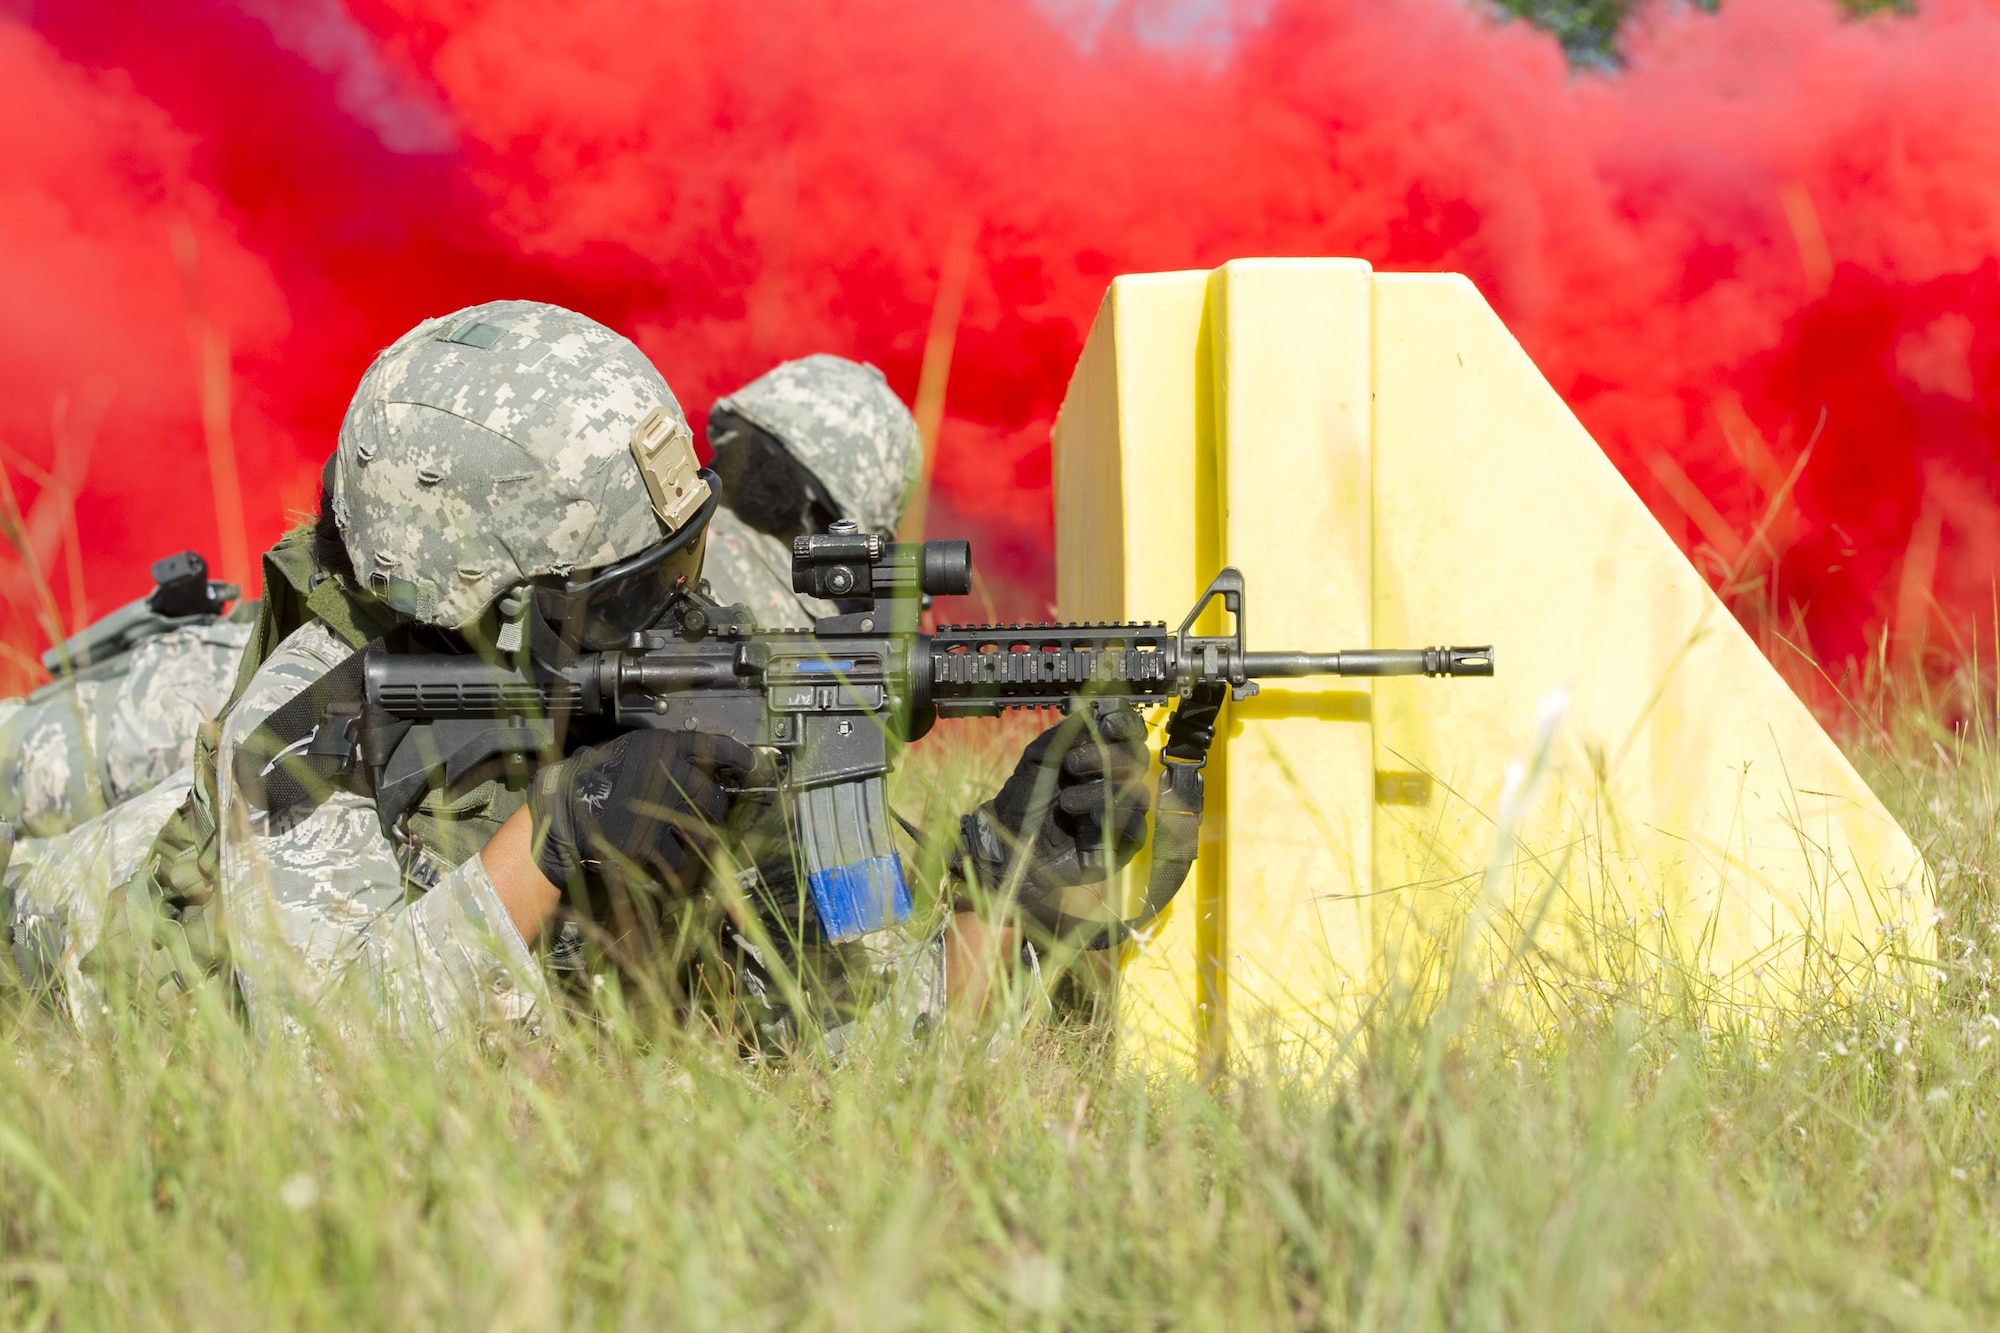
[708, 355, 922, 535]
[334, 300, 707, 629]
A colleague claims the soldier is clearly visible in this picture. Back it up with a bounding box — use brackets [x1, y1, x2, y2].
[0, 575, 250, 845]
[702, 355, 923, 628]
[5, 300, 1151, 1039]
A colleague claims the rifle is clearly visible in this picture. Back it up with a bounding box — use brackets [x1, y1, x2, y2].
[263, 524, 1491, 949]
[40, 550, 238, 685]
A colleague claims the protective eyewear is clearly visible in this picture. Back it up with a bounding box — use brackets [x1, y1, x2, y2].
[534, 470, 720, 650]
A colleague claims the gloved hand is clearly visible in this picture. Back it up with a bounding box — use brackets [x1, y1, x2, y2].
[528, 729, 754, 933]
[956, 707, 1153, 902]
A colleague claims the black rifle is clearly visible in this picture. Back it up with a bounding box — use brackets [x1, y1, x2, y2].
[40, 550, 238, 685]
[268, 529, 1491, 949]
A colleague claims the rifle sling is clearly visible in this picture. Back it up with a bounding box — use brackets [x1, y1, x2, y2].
[231, 647, 372, 822]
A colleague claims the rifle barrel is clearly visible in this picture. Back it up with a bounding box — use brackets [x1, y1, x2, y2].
[1242, 647, 1493, 679]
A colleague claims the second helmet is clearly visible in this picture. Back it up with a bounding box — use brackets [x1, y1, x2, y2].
[707, 355, 922, 537]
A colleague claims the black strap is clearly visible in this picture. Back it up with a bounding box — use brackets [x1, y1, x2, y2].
[891, 807, 931, 851]
[231, 648, 370, 820]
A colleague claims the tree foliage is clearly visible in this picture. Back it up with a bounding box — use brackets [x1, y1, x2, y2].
[1490, 0, 1910, 66]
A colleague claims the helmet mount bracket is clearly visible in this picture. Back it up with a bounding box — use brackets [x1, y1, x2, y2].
[630, 406, 712, 534]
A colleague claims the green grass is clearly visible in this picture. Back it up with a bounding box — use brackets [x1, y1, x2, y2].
[1, 678, 1995, 1330]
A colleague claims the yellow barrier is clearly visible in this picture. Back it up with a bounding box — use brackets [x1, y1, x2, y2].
[1052, 259, 1933, 1067]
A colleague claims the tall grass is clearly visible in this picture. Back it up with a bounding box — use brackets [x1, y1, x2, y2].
[0, 664, 1994, 1331]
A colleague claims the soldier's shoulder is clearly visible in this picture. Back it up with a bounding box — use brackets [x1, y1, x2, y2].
[225, 621, 353, 745]
[700, 511, 826, 630]
[703, 507, 769, 566]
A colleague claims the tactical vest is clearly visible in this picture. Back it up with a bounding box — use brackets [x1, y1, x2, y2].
[92, 526, 533, 995]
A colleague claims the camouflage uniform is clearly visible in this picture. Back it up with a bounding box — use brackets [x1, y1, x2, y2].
[700, 355, 924, 629]
[0, 619, 250, 839]
[701, 505, 835, 629]
[217, 620, 543, 1037]
[6, 769, 197, 1016]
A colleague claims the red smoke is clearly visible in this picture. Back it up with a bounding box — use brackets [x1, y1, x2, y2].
[4, 0, 1998, 687]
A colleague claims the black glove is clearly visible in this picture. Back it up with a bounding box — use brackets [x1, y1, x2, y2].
[957, 707, 1153, 901]
[528, 729, 754, 933]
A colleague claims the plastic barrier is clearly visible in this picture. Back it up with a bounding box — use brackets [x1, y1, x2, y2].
[1052, 259, 1933, 1067]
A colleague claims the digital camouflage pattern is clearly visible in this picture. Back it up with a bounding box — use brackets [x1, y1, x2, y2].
[700, 505, 837, 630]
[709, 355, 923, 536]
[216, 620, 544, 1037]
[6, 769, 196, 1018]
[334, 299, 689, 629]
[0, 620, 250, 838]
